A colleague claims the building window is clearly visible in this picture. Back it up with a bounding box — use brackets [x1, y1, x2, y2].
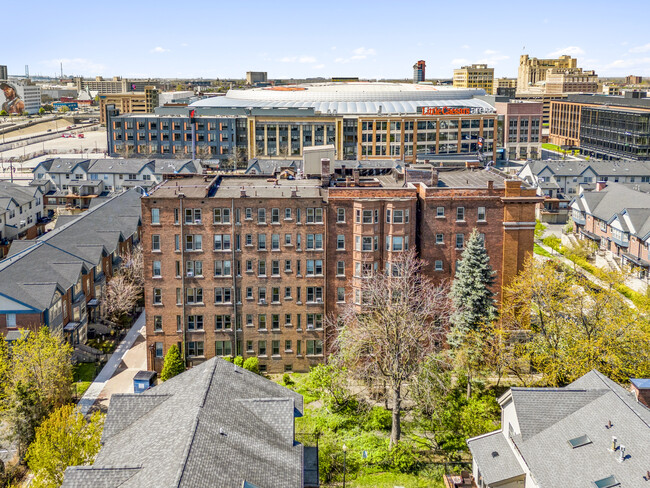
[337, 235, 345, 250]
[213, 208, 231, 224]
[435, 260, 443, 271]
[435, 233, 444, 244]
[153, 315, 162, 332]
[215, 314, 232, 330]
[477, 207, 486, 222]
[213, 234, 231, 251]
[151, 208, 160, 224]
[186, 288, 203, 304]
[258, 208, 266, 224]
[213, 260, 231, 277]
[214, 287, 231, 304]
[436, 206, 445, 217]
[245, 208, 252, 220]
[187, 260, 203, 277]
[272, 340, 280, 356]
[285, 208, 292, 220]
[187, 315, 204, 330]
[258, 340, 267, 356]
[307, 313, 323, 329]
[258, 314, 267, 330]
[271, 208, 280, 223]
[155, 342, 163, 358]
[284, 260, 292, 272]
[337, 208, 345, 223]
[271, 260, 280, 276]
[152, 235, 161, 251]
[456, 207, 465, 222]
[185, 234, 202, 251]
[272, 314, 280, 329]
[456, 234, 464, 249]
[306, 208, 323, 224]
[258, 260, 266, 276]
[187, 341, 204, 357]
[258, 234, 266, 250]
[306, 340, 323, 356]
[337, 287, 345, 302]
[285, 233, 292, 246]
[215, 341, 232, 357]
[337, 261, 345, 276]
[306, 287, 323, 303]
[152, 261, 161, 277]
[271, 234, 280, 250]
[153, 288, 162, 304]
[185, 208, 202, 224]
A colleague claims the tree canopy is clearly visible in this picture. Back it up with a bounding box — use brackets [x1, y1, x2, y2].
[160, 344, 185, 381]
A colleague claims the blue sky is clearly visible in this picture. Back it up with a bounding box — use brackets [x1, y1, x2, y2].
[8, 0, 650, 80]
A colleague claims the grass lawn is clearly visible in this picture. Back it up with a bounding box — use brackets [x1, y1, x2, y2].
[75, 381, 92, 396]
[350, 472, 445, 488]
[534, 243, 553, 258]
[73, 362, 98, 398]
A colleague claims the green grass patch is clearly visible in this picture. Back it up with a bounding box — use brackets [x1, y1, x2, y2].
[73, 362, 97, 382]
[542, 143, 579, 156]
[350, 471, 445, 488]
[534, 243, 552, 258]
[75, 381, 91, 396]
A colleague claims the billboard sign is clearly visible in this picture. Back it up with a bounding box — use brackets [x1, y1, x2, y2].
[419, 106, 495, 116]
[0, 82, 25, 114]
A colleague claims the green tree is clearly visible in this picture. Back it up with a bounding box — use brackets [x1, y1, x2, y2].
[233, 355, 244, 367]
[58, 106, 70, 114]
[307, 364, 354, 411]
[0, 110, 7, 116]
[26, 405, 104, 488]
[38, 107, 45, 115]
[5, 381, 47, 459]
[243, 357, 259, 374]
[160, 344, 185, 381]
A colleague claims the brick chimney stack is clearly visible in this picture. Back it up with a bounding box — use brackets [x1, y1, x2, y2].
[321, 158, 330, 187]
[630, 378, 650, 407]
[430, 169, 439, 187]
[596, 181, 607, 191]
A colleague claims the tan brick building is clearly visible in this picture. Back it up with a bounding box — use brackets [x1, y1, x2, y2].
[453, 64, 494, 94]
[99, 86, 158, 124]
[142, 164, 539, 374]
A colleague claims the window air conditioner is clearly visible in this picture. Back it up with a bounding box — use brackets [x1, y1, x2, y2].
[187, 271, 193, 277]
[307, 325, 314, 330]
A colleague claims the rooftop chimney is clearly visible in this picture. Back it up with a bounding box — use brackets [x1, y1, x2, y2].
[596, 181, 607, 192]
[487, 180, 494, 190]
[291, 187, 298, 198]
[240, 186, 247, 198]
[630, 378, 650, 408]
[430, 169, 439, 187]
[321, 158, 331, 187]
[353, 169, 360, 187]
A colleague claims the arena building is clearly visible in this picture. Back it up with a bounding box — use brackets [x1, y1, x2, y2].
[107, 82, 496, 163]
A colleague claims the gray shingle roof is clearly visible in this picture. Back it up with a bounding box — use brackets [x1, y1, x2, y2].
[470, 370, 650, 488]
[467, 431, 524, 485]
[62, 358, 305, 488]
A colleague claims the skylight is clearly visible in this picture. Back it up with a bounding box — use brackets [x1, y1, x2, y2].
[568, 434, 592, 449]
[592, 475, 620, 488]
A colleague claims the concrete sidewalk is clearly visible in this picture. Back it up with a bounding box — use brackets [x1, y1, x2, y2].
[78, 312, 145, 415]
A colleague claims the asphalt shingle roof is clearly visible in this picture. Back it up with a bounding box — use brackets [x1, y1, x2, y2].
[62, 358, 305, 488]
[467, 431, 524, 485]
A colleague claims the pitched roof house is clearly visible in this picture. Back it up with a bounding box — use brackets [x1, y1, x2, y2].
[468, 370, 650, 488]
[62, 358, 314, 488]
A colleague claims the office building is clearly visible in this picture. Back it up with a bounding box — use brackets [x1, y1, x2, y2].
[413, 60, 426, 83]
[246, 71, 268, 85]
[544, 68, 598, 95]
[517, 54, 578, 92]
[627, 75, 643, 85]
[108, 82, 497, 163]
[0, 65, 7, 81]
[453, 64, 494, 94]
[493, 100, 543, 160]
[99, 86, 158, 124]
[549, 93, 650, 160]
[74, 76, 159, 94]
[141, 166, 539, 374]
[493, 78, 517, 97]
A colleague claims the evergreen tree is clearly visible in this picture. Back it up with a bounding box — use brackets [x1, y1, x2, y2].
[160, 345, 185, 381]
[449, 228, 497, 345]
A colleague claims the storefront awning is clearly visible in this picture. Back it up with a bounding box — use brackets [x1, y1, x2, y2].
[63, 321, 81, 332]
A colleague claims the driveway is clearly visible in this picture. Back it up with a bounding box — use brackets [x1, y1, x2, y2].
[77, 312, 146, 415]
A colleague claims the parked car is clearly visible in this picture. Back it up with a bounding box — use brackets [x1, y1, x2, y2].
[78, 133, 85, 138]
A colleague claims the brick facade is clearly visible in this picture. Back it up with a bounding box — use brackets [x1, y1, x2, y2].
[143, 170, 540, 374]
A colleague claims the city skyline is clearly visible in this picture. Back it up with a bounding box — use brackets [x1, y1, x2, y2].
[6, 0, 650, 80]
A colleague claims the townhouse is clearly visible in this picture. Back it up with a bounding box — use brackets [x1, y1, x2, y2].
[0, 180, 46, 258]
[142, 161, 539, 374]
[571, 182, 650, 279]
[32, 157, 201, 210]
[467, 370, 650, 488]
[518, 159, 650, 223]
[0, 190, 142, 344]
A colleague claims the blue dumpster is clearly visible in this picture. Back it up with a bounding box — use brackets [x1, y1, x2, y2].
[133, 370, 157, 394]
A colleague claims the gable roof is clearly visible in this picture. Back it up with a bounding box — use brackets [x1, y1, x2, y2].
[62, 358, 304, 488]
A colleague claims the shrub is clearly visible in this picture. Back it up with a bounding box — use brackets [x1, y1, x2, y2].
[282, 373, 294, 386]
[386, 443, 423, 474]
[233, 355, 244, 367]
[362, 407, 392, 432]
[160, 345, 185, 381]
[222, 356, 233, 363]
[243, 357, 259, 374]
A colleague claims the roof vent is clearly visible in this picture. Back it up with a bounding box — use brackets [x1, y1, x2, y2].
[491, 451, 499, 458]
[219, 428, 227, 436]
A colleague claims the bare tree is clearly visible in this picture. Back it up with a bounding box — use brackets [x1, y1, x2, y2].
[120, 244, 144, 288]
[333, 250, 452, 448]
[104, 273, 139, 324]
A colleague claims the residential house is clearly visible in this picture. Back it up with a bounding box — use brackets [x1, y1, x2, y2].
[62, 357, 318, 488]
[0, 190, 141, 345]
[0, 180, 46, 258]
[467, 370, 650, 488]
[570, 182, 650, 279]
[518, 159, 650, 223]
[32, 158, 202, 211]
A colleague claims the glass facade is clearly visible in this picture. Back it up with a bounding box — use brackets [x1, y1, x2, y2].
[580, 108, 650, 160]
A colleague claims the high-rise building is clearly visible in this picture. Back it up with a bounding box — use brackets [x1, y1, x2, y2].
[0, 65, 7, 81]
[99, 86, 159, 124]
[453, 64, 494, 93]
[517, 54, 578, 93]
[543, 68, 598, 95]
[626, 75, 643, 85]
[413, 60, 426, 83]
[493, 78, 517, 97]
[141, 168, 539, 374]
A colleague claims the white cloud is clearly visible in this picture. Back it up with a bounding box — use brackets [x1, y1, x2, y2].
[336, 47, 377, 63]
[331, 46, 337, 51]
[313, 64, 325, 69]
[150, 46, 169, 53]
[546, 46, 585, 57]
[629, 43, 650, 53]
[484, 49, 498, 55]
[604, 57, 650, 69]
[180, 43, 189, 47]
[461, 44, 470, 50]
[279, 55, 317, 63]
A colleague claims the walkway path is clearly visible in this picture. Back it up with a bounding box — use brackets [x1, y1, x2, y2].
[78, 312, 145, 415]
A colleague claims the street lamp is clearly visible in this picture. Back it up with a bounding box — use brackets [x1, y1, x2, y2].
[342, 444, 347, 488]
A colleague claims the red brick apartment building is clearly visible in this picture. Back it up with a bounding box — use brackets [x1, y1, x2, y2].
[142, 163, 539, 374]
